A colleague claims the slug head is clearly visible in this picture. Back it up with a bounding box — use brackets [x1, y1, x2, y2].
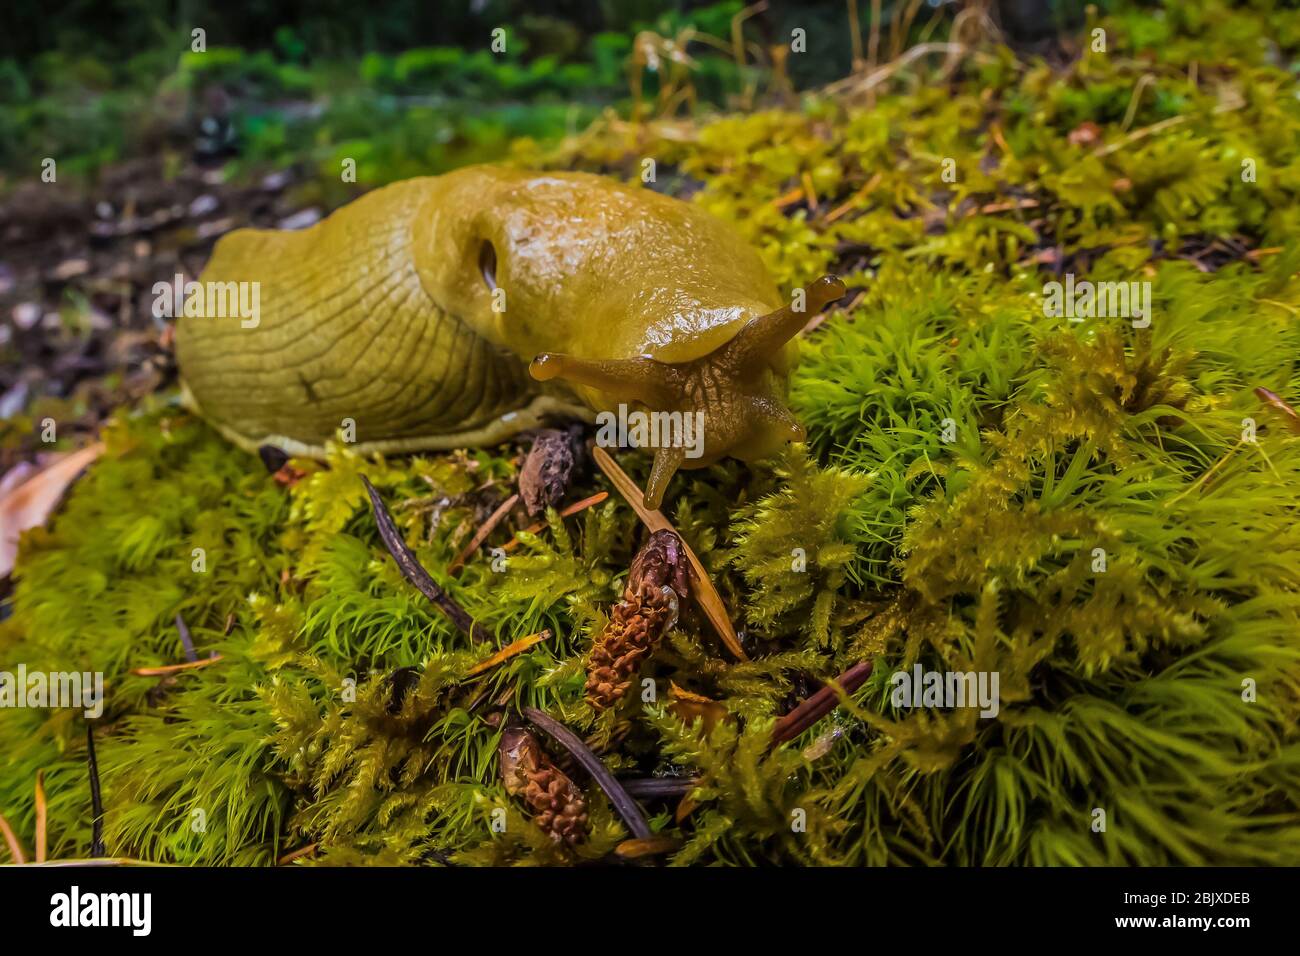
[531, 275, 846, 509]
[412, 169, 844, 509]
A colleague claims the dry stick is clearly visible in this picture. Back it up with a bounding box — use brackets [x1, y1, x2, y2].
[867, 0, 882, 82]
[21, 857, 162, 867]
[847, 0, 863, 70]
[894, 0, 925, 62]
[730, 0, 768, 69]
[130, 655, 223, 677]
[447, 493, 519, 576]
[769, 660, 874, 748]
[500, 492, 609, 553]
[823, 41, 968, 98]
[801, 171, 819, 212]
[1094, 114, 1187, 157]
[615, 836, 682, 860]
[1121, 73, 1157, 133]
[772, 185, 805, 209]
[1256, 386, 1300, 434]
[465, 630, 553, 678]
[590, 446, 747, 661]
[87, 723, 104, 857]
[619, 776, 700, 800]
[823, 171, 883, 223]
[361, 476, 492, 644]
[34, 771, 47, 863]
[967, 198, 1039, 217]
[0, 809, 28, 863]
[278, 843, 318, 865]
[522, 707, 652, 841]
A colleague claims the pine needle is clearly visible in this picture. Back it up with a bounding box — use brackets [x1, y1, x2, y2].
[34, 770, 46, 863]
[1255, 386, 1300, 435]
[0, 809, 27, 864]
[130, 655, 223, 677]
[465, 630, 553, 677]
[591, 446, 747, 660]
[615, 836, 682, 859]
[362, 475, 493, 643]
[500, 492, 609, 553]
[277, 843, 318, 864]
[447, 493, 519, 575]
[770, 660, 874, 748]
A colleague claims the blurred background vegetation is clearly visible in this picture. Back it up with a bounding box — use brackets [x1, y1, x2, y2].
[0, 0, 1100, 191]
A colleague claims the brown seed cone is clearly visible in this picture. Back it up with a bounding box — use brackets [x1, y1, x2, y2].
[500, 726, 589, 846]
[585, 530, 691, 710]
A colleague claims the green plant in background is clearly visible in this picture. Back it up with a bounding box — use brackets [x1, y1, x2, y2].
[2, 0, 1300, 866]
[0, 1, 758, 186]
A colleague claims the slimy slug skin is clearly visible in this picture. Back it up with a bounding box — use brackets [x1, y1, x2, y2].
[175, 165, 845, 507]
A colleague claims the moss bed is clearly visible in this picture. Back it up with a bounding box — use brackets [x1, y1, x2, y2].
[2, 1, 1300, 865]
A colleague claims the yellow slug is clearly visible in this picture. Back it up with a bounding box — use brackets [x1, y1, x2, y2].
[175, 165, 844, 508]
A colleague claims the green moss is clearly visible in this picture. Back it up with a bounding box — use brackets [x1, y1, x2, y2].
[3, 0, 1300, 865]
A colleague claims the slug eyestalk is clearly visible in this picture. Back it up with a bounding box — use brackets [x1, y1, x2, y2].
[530, 275, 847, 509]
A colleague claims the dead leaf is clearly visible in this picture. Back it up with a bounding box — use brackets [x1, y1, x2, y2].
[0, 442, 104, 578]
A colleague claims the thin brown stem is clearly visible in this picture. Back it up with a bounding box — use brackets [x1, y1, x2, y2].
[770, 660, 874, 748]
[362, 476, 493, 643]
[447, 493, 519, 575]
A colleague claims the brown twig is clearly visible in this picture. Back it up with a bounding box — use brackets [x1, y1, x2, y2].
[615, 836, 682, 859]
[278, 843, 318, 865]
[1256, 386, 1300, 435]
[770, 660, 874, 748]
[0, 809, 28, 863]
[19, 857, 163, 867]
[967, 198, 1040, 217]
[501, 492, 609, 553]
[447, 493, 519, 575]
[465, 630, 553, 678]
[34, 770, 47, 863]
[822, 172, 882, 223]
[130, 655, 223, 677]
[590, 446, 747, 661]
[362, 476, 493, 643]
[772, 185, 805, 209]
[823, 42, 969, 98]
[801, 171, 819, 212]
[522, 707, 652, 840]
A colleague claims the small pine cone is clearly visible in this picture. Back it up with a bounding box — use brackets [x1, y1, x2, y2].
[585, 530, 690, 710]
[500, 727, 589, 846]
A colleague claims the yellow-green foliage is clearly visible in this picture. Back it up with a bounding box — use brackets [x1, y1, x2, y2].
[3, 0, 1300, 865]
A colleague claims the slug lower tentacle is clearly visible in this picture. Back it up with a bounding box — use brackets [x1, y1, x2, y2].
[529, 274, 846, 508]
[175, 165, 845, 509]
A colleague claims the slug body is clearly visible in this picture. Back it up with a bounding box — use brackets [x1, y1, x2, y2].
[176, 166, 843, 506]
